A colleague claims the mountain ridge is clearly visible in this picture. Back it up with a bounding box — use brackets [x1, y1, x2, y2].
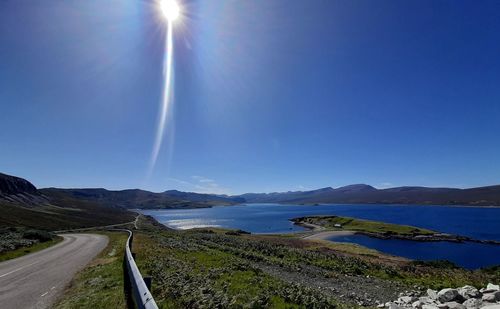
[235, 184, 500, 206]
[2, 172, 500, 213]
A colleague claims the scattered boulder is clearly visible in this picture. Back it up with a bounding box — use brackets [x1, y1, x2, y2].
[420, 296, 434, 304]
[487, 284, 500, 291]
[438, 289, 459, 303]
[399, 296, 417, 304]
[459, 286, 481, 299]
[482, 284, 500, 294]
[385, 284, 499, 309]
[427, 290, 439, 300]
[421, 305, 439, 309]
[482, 291, 500, 303]
[387, 302, 404, 309]
[462, 298, 481, 308]
[444, 301, 466, 309]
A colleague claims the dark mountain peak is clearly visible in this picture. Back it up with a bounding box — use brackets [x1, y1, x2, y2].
[163, 189, 182, 194]
[382, 186, 457, 193]
[313, 187, 335, 193]
[0, 172, 39, 196]
[334, 184, 376, 193]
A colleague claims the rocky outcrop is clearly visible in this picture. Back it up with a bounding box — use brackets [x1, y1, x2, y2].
[0, 173, 38, 196]
[382, 283, 500, 309]
[0, 172, 47, 206]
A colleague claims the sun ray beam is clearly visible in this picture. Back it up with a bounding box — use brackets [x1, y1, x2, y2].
[149, 19, 175, 174]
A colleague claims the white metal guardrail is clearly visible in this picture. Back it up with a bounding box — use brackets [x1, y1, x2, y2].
[57, 225, 158, 308]
[123, 229, 159, 309]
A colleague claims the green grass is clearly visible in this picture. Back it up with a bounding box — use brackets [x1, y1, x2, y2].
[53, 231, 128, 309]
[132, 231, 346, 308]
[139, 217, 499, 292]
[52, 216, 496, 309]
[0, 236, 63, 262]
[294, 215, 435, 235]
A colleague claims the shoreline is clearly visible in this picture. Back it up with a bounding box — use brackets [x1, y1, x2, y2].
[303, 230, 356, 240]
[133, 203, 500, 212]
[292, 218, 500, 245]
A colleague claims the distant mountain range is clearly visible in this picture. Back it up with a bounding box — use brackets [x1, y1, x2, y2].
[40, 187, 244, 209]
[236, 184, 500, 206]
[1, 171, 500, 230]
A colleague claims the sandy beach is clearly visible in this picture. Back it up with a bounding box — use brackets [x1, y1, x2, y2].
[303, 230, 356, 240]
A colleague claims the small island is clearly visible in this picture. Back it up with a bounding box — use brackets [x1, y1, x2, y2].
[291, 215, 474, 243]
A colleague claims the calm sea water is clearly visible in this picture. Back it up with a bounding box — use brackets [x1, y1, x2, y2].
[139, 203, 500, 269]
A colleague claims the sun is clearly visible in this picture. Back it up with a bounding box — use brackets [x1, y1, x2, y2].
[160, 0, 180, 22]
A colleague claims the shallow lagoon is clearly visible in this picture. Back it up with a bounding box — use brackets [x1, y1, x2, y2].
[140, 203, 500, 269]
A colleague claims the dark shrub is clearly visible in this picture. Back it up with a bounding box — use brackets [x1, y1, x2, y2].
[225, 229, 251, 236]
[410, 260, 458, 269]
[22, 230, 53, 242]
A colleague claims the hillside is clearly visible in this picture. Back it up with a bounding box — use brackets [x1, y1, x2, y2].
[0, 173, 135, 230]
[40, 188, 244, 209]
[235, 184, 500, 206]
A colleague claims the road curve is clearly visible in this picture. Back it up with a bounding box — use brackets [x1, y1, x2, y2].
[0, 234, 108, 309]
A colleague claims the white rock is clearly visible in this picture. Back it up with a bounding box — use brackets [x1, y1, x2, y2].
[480, 305, 500, 309]
[420, 296, 434, 304]
[462, 298, 482, 308]
[412, 300, 424, 308]
[482, 291, 500, 302]
[444, 302, 466, 309]
[427, 289, 439, 300]
[459, 286, 481, 299]
[387, 302, 404, 309]
[482, 284, 500, 293]
[400, 296, 417, 304]
[438, 289, 460, 303]
[486, 284, 499, 291]
[422, 305, 440, 309]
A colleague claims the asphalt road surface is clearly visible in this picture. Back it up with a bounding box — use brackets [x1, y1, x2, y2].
[0, 234, 108, 309]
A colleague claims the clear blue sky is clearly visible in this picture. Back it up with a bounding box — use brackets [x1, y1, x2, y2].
[1, 0, 499, 194]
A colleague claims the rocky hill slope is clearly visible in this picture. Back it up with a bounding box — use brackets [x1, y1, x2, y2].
[0, 172, 134, 230]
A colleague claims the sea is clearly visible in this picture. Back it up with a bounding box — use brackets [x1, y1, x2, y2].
[139, 203, 500, 269]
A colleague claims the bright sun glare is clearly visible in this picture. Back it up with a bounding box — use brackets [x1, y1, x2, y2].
[160, 0, 180, 22]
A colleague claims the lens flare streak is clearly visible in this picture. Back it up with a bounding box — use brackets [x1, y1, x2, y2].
[150, 20, 174, 172]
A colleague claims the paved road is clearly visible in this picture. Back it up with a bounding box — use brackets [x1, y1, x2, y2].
[0, 234, 108, 309]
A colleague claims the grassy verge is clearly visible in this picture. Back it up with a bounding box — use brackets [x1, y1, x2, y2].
[292, 215, 435, 235]
[0, 236, 63, 262]
[53, 231, 128, 309]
